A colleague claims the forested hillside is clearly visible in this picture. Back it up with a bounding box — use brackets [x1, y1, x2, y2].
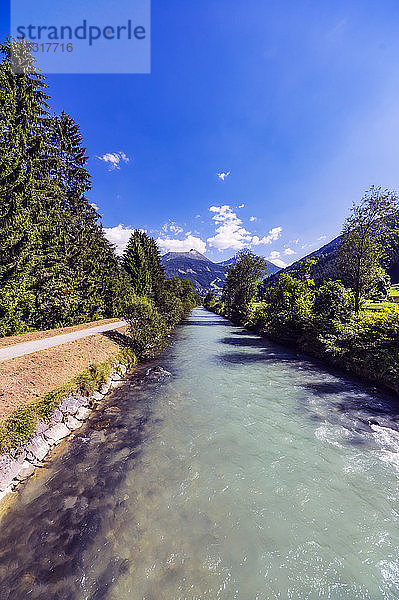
[265, 229, 399, 289]
[161, 250, 227, 294]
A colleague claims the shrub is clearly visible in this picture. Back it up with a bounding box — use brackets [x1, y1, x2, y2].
[311, 280, 354, 333]
[125, 296, 166, 358]
[261, 274, 313, 343]
[156, 290, 184, 328]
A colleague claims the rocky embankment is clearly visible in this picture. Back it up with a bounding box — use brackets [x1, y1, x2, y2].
[0, 362, 129, 502]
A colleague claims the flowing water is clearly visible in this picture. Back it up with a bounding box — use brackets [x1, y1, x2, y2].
[1, 307, 399, 599]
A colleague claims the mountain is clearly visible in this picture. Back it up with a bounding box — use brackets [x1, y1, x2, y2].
[162, 249, 227, 294]
[265, 232, 399, 287]
[161, 249, 281, 295]
[217, 257, 281, 274]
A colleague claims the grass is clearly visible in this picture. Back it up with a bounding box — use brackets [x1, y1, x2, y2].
[0, 326, 130, 420]
[362, 284, 399, 312]
[0, 347, 136, 455]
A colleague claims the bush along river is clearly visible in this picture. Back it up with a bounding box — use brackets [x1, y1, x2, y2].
[0, 307, 399, 600]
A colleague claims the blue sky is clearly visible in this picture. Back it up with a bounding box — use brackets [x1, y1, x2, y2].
[3, 1, 399, 266]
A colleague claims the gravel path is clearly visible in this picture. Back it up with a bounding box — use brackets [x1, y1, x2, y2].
[0, 321, 127, 363]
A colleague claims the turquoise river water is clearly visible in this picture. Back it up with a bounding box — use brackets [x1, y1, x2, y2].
[0, 307, 398, 599]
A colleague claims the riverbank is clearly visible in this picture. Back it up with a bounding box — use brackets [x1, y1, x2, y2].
[0, 323, 129, 420]
[205, 303, 399, 396]
[0, 349, 135, 500]
[0, 303, 192, 503]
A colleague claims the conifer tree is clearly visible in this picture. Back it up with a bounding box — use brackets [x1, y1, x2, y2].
[122, 231, 151, 296]
[0, 39, 54, 333]
[142, 235, 165, 302]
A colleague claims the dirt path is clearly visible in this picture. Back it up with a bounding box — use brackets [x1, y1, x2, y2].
[0, 321, 127, 363]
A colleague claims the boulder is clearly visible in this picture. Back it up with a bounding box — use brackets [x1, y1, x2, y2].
[91, 391, 104, 402]
[0, 453, 26, 492]
[146, 366, 171, 379]
[119, 364, 127, 375]
[75, 407, 91, 421]
[65, 415, 82, 431]
[0, 488, 13, 502]
[59, 396, 81, 415]
[49, 408, 64, 425]
[76, 394, 90, 407]
[34, 421, 50, 436]
[25, 435, 50, 462]
[111, 372, 122, 381]
[44, 423, 70, 444]
[16, 461, 35, 481]
[100, 383, 111, 395]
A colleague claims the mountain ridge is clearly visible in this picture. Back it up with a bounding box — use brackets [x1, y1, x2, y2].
[161, 249, 281, 294]
[265, 232, 399, 287]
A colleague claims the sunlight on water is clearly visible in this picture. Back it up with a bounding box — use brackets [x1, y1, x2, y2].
[0, 308, 398, 599]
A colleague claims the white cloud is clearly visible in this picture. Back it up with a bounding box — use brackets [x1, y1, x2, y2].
[238, 204, 245, 209]
[162, 221, 184, 234]
[156, 234, 206, 254]
[207, 205, 283, 252]
[317, 235, 327, 241]
[249, 216, 257, 222]
[252, 226, 282, 245]
[284, 247, 296, 255]
[270, 258, 288, 268]
[267, 251, 288, 268]
[207, 205, 252, 251]
[104, 224, 135, 255]
[195, 214, 201, 218]
[97, 151, 130, 170]
[217, 170, 231, 181]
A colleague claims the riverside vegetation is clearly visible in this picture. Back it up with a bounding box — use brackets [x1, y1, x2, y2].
[205, 187, 399, 394]
[0, 39, 198, 451]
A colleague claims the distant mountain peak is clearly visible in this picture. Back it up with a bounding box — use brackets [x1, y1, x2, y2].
[162, 249, 211, 262]
[161, 249, 281, 294]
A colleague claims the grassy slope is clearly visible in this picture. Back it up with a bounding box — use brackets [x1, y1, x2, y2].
[0, 325, 128, 420]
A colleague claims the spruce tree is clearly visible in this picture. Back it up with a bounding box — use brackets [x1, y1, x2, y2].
[122, 231, 151, 296]
[0, 39, 54, 333]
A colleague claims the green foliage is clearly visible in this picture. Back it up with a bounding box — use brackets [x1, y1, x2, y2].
[365, 267, 391, 302]
[76, 362, 112, 395]
[0, 39, 132, 334]
[256, 274, 313, 343]
[312, 280, 354, 329]
[0, 39, 196, 454]
[125, 296, 167, 358]
[222, 249, 268, 320]
[0, 348, 137, 453]
[156, 277, 197, 326]
[298, 258, 317, 287]
[0, 383, 70, 454]
[204, 290, 216, 310]
[212, 267, 399, 393]
[122, 230, 166, 300]
[338, 186, 399, 312]
[156, 290, 184, 328]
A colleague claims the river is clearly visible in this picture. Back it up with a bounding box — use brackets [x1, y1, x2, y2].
[0, 307, 398, 599]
